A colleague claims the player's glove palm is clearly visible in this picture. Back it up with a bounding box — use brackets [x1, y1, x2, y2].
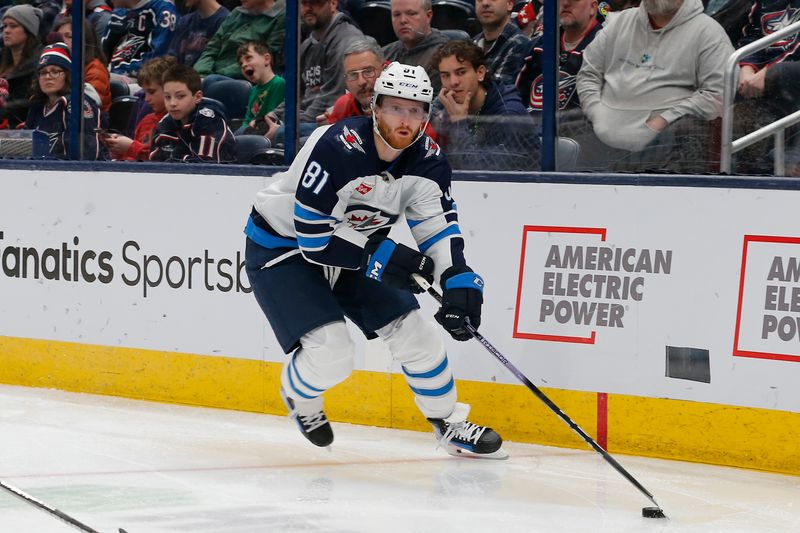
[435, 266, 484, 341]
[363, 237, 434, 293]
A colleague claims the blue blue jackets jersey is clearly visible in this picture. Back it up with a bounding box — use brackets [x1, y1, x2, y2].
[150, 99, 236, 162]
[103, 0, 178, 76]
[739, 1, 800, 68]
[25, 95, 104, 160]
[247, 116, 466, 282]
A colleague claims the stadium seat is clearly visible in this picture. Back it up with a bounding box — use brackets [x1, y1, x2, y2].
[202, 79, 252, 121]
[349, 0, 395, 46]
[235, 135, 284, 165]
[440, 29, 470, 41]
[556, 136, 580, 172]
[109, 94, 139, 134]
[110, 79, 132, 100]
[432, 0, 479, 35]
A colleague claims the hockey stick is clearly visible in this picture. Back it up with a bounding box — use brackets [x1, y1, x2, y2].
[412, 274, 665, 513]
[0, 479, 125, 533]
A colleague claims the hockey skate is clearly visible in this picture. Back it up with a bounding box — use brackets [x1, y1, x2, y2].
[280, 388, 334, 448]
[428, 403, 508, 460]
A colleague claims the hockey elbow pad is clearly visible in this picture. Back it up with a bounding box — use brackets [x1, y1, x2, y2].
[363, 237, 434, 293]
[435, 265, 484, 341]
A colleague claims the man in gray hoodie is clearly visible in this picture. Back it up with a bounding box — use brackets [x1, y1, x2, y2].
[267, 0, 363, 144]
[576, 0, 733, 170]
[382, 0, 449, 92]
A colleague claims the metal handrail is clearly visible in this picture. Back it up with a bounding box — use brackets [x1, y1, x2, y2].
[720, 19, 800, 174]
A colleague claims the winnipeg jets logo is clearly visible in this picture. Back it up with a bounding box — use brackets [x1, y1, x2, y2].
[424, 136, 440, 158]
[355, 182, 373, 195]
[351, 213, 379, 229]
[338, 125, 365, 154]
[345, 207, 394, 230]
[199, 107, 215, 118]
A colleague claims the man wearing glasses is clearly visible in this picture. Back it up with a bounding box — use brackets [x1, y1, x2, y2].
[319, 37, 440, 141]
[317, 38, 384, 126]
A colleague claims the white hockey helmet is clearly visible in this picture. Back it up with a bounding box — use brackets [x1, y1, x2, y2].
[371, 62, 434, 109]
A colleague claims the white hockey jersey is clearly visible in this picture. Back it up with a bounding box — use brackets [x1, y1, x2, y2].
[246, 116, 466, 282]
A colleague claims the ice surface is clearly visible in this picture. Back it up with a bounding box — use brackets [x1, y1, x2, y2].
[0, 385, 797, 532]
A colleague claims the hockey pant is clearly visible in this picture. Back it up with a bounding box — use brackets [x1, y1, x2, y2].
[281, 309, 457, 419]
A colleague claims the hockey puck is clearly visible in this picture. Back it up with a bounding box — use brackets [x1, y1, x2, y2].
[642, 506, 666, 518]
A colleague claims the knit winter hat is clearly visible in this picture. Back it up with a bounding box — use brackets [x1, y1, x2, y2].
[38, 43, 71, 72]
[3, 5, 44, 37]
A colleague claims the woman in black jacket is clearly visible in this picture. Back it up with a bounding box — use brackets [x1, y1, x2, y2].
[0, 5, 45, 127]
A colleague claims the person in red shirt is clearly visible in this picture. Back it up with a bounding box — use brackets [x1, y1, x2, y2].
[104, 56, 177, 160]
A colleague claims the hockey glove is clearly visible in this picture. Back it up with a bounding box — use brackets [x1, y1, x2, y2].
[435, 265, 484, 341]
[363, 237, 434, 293]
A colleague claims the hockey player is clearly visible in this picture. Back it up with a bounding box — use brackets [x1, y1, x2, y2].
[102, 0, 178, 78]
[244, 62, 505, 458]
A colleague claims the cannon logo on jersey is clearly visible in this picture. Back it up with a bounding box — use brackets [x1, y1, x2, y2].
[338, 125, 365, 154]
[344, 206, 394, 231]
[112, 36, 147, 68]
[531, 71, 576, 110]
[424, 136, 440, 159]
[762, 9, 800, 47]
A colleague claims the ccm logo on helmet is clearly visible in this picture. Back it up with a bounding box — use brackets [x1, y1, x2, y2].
[399, 82, 418, 88]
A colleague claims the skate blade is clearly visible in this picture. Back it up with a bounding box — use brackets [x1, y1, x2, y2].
[445, 445, 509, 460]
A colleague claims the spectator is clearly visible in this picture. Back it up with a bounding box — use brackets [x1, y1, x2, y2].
[266, 0, 362, 144]
[104, 56, 176, 160]
[516, 0, 602, 114]
[150, 63, 236, 162]
[25, 43, 104, 160]
[194, 0, 284, 81]
[473, 0, 531, 85]
[734, 1, 800, 174]
[102, 0, 179, 78]
[54, 1, 113, 42]
[166, 0, 229, 66]
[514, 1, 538, 38]
[382, 0, 449, 92]
[237, 41, 285, 135]
[576, 0, 733, 171]
[53, 17, 112, 114]
[318, 37, 440, 139]
[87, 0, 114, 41]
[431, 40, 538, 170]
[31, 0, 61, 40]
[318, 37, 385, 125]
[0, 5, 44, 128]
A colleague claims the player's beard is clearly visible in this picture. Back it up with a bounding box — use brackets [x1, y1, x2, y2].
[377, 117, 421, 150]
